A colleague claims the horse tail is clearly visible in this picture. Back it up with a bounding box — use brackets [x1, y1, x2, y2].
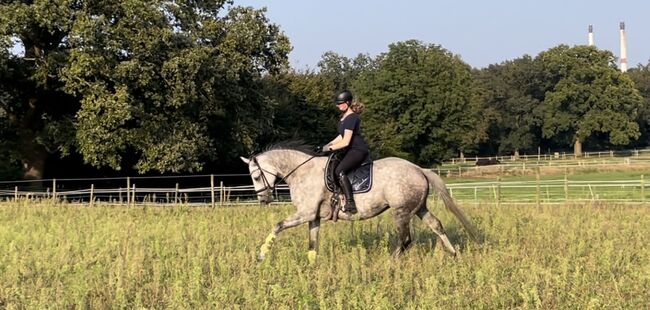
[420, 169, 480, 242]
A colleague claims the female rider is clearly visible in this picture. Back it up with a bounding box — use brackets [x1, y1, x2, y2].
[318, 90, 369, 214]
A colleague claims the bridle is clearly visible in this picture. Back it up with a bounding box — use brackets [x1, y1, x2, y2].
[250, 154, 317, 195]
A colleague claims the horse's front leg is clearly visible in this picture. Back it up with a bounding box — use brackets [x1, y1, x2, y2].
[307, 218, 321, 265]
[259, 212, 312, 261]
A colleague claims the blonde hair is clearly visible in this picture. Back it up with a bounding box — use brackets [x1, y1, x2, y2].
[349, 100, 364, 114]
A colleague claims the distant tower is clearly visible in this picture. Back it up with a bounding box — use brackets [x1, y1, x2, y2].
[619, 22, 628, 72]
[588, 24, 594, 46]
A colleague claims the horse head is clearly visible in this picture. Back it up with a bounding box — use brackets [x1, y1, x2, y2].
[240, 155, 278, 205]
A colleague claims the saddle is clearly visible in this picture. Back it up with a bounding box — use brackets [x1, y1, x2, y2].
[324, 152, 373, 194]
[321, 152, 373, 222]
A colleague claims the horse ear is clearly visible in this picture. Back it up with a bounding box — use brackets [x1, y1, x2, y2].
[240, 156, 251, 165]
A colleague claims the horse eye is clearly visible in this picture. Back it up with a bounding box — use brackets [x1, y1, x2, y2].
[253, 176, 260, 181]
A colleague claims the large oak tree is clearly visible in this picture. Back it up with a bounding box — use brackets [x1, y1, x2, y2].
[0, 0, 290, 178]
[537, 45, 644, 156]
[354, 40, 485, 165]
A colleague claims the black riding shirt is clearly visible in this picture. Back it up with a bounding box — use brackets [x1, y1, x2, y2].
[338, 113, 369, 152]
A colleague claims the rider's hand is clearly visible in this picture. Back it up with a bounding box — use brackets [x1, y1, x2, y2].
[314, 145, 333, 154]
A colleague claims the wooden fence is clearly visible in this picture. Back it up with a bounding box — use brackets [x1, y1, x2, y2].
[445, 175, 647, 206]
[1, 174, 647, 206]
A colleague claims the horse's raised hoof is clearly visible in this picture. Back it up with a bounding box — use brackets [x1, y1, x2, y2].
[307, 250, 317, 265]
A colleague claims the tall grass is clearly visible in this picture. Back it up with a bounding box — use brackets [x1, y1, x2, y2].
[1, 201, 649, 308]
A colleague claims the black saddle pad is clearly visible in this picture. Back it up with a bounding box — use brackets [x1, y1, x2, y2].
[324, 152, 373, 194]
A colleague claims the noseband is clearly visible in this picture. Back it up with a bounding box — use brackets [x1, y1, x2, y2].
[250, 154, 317, 195]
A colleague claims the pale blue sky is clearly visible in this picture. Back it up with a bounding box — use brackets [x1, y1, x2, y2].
[234, 0, 650, 69]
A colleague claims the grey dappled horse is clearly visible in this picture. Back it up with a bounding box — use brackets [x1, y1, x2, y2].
[240, 144, 479, 263]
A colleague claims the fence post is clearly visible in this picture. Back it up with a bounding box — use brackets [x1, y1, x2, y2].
[496, 176, 501, 208]
[175, 183, 179, 204]
[126, 177, 131, 206]
[132, 184, 136, 206]
[14, 186, 18, 202]
[564, 172, 569, 202]
[210, 174, 215, 208]
[641, 175, 645, 203]
[220, 181, 224, 206]
[52, 179, 57, 201]
[536, 172, 541, 207]
[90, 184, 95, 207]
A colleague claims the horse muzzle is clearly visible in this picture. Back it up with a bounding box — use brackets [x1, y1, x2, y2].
[258, 194, 273, 205]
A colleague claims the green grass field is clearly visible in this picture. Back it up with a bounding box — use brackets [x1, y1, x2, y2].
[1, 201, 649, 308]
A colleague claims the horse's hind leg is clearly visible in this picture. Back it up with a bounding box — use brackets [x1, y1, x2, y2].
[392, 211, 413, 258]
[307, 218, 320, 265]
[416, 206, 457, 256]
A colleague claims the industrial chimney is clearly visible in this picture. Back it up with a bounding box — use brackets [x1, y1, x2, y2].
[588, 25, 594, 46]
[619, 22, 628, 72]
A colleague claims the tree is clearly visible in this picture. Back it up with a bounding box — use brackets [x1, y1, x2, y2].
[537, 45, 644, 156]
[258, 69, 338, 146]
[0, 42, 21, 179]
[627, 60, 650, 147]
[0, 1, 290, 177]
[354, 40, 484, 165]
[473, 55, 544, 157]
[0, 1, 79, 179]
[317, 51, 374, 91]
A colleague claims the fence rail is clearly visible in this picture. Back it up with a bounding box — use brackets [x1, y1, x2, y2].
[1, 173, 647, 206]
[434, 158, 650, 177]
[446, 148, 650, 165]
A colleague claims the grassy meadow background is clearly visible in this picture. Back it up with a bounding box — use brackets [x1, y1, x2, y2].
[1, 199, 649, 308]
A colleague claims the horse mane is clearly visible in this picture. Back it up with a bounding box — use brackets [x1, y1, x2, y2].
[262, 140, 317, 156]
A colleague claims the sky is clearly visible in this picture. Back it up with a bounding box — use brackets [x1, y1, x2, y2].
[234, 0, 650, 70]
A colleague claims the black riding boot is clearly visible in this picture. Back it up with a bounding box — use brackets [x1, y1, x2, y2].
[337, 172, 357, 214]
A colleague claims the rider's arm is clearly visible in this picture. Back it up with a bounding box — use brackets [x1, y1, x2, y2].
[327, 130, 353, 151]
[327, 135, 343, 147]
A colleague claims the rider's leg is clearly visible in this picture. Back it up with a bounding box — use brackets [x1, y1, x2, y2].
[337, 171, 356, 213]
[334, 149, 366, 213]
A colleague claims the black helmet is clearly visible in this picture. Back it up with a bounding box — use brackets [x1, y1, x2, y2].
[334, 90, 353, 104]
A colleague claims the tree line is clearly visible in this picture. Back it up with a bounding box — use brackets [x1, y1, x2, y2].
[1, 1, 649, 180]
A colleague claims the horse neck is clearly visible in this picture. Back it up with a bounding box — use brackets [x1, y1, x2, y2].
[266, 150, 312, 179]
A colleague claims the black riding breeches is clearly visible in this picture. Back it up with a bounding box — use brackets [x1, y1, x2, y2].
[334, 149, 367, 176]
